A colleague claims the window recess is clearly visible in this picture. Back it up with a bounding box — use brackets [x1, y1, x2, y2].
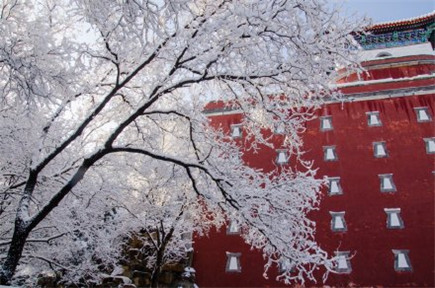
[328, 177, 343, 196]
[226, 220, 240, 235]
[384, 208, 404, 229]
[323, 146, 338, 161]
[230, 124, 242, 138]
[424, 138, 435, 154]
[379, 174, 396, 193]
[320, 116, 333, 131]
[330, 211, 347, 232]
[334, 251, 352, 274]
[392, 250, 412, 272]
[373, 141, 388, 158]
[367, 111, 382, 127]
[415, 107, 432, 122]
[276, 150, 288, 165]
[226, 252, 241, 272]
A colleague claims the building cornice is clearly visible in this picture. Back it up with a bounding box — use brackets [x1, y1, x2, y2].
[367, 12, 435, 34]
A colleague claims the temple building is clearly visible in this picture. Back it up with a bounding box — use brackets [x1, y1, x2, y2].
[193, 12, 435, 287]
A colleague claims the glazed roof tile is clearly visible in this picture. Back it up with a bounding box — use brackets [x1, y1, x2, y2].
[367, 11, 435, 33]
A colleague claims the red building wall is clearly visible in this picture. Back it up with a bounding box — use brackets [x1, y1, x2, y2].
[193, 20, 435, 287]
[305, 94, 434, 287]
[194, 94, 435, 287]
[337, 55, 435, 83]
[193, 92, 434, 287]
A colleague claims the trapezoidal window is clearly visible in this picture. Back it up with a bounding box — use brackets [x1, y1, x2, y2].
[320, 116, 333, 131]
[230, 124, 242, 138]
[276, 150, 288, 165]
[414, 107, 432, 122]
[373, 141, 388, 158]
[392, 250, 412, 272]
[379, 174, 396, 193]
[367, 111, 382, 127]
[384, 208, 404, 229]
[330, 211, 347, 232]
[334, 251, 351, 274]
[328, 177, 342, 196]
[226, 220, 240, 235]
[226, 252, 241, 273]
[323, 146, 338, 161]
[424, 138, 435, 154]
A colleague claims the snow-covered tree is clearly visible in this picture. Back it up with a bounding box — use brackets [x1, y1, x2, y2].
[0, 0, 362, 285]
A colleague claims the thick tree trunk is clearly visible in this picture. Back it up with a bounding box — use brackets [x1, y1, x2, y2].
[150, 239, 165, 288]
[0, 156, 102, 284]
[0, 171, 36, 285]
[150, 225, 176, 288]
[150, 254, 162, 288]
[0, 220, 30, 284]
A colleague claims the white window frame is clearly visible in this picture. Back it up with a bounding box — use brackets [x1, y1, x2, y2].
[323, 146, 338, 161]
[414, 107, 432, 122]
[328, 177, 342, 196]
[320, 116, 333, 131]
[384, 208, 404, 229]
[230, 124, 242, 138]
[379, 173, 396, 193]
[225, 252, 241, 273]
[423, 137, 435, 154]
[367, 111, 382, 127]
[329, 211, 347, 232]
[334, 251, 352, 274]
[373, 141, 388, 158]
[226, 220, 240, 235]
[276, 149, 288, 165]
[392, 250, 412, 272]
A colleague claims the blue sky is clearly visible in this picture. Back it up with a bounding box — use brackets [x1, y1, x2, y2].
[331, 0, 435, 23]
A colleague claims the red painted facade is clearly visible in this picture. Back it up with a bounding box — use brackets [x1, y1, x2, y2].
[193, 15, 435, 287]
[337, 55, 435, 83]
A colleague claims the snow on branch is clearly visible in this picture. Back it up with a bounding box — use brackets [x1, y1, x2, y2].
[0, 233, 67, 247]
[0, 0, 363, 285]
